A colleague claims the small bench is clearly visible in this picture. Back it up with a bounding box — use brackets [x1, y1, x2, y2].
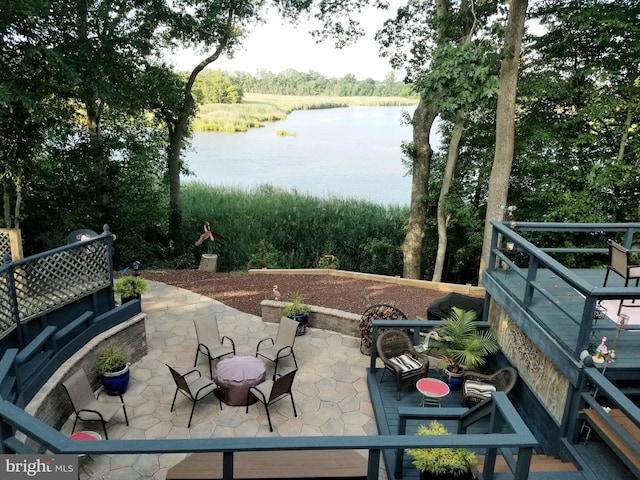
[165, 449, 368, 480]
[583, 408, 640, 476]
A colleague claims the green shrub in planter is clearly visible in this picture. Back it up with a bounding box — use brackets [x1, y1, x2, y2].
[283, 292, 311, 336]
[95, 344, 131, 376]
[95, 344, 131, 395]
[406, 421, 476, 479]
[114, 275, 148, 302]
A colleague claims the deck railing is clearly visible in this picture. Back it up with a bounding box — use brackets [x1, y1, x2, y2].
[368, 320, 537, 480]
[486, 222, 640, 355]
[0, 226, 115, 342]
[570, 367, 640, 477]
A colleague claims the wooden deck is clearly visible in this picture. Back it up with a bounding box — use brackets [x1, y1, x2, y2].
[165, 450, 368, 480]
[366, 366, 586, 480]
[487, 266, 640, 380]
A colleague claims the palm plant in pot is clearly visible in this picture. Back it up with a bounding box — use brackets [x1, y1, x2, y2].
[433, 307, 499, 390]
[283, 291, 311, 336]
[406, 421, 477, 480]
[95, 344, 131, 395]
[113, 275, 148, 304]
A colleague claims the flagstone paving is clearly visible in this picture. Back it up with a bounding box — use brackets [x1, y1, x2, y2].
[61, 281, 380, 479]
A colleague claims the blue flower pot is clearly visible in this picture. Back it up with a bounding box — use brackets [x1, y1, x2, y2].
[101, 365, 130, 395]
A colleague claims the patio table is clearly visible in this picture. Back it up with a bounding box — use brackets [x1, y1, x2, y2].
[213, 355, 266, 406]
[416, 377, 450, 407]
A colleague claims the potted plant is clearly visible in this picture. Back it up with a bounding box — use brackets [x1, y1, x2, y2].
[283, 291, 311, 336]
[113, 275, 148, 304]
[95, 344, 131, 394]
[431, 307, 499, 390]
[406, 421, 477, 480]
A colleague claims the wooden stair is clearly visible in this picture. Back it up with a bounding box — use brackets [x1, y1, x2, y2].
[476, 453, 578, 473]
[165, 449, 368, 480]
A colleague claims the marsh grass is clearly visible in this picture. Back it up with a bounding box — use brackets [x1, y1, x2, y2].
[193, 93, 418, 132]
[180, 182, 408, 275]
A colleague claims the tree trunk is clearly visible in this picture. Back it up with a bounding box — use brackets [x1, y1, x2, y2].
[165, 11, 234, 247]
[478, 0, 528, 286]
[402, 98, 439, 279]
[432, 108, 465, 282]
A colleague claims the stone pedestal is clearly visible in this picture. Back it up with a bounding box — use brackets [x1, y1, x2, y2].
[198, 254, 218, 272]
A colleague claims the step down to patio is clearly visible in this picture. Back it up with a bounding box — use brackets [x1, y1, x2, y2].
[476, 454, 578, 474]
[165, 449, 368, 480]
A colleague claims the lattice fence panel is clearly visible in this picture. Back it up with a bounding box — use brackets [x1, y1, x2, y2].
[0, 231, 10, 259]
[1, 239, 111, 333]
[0, 269, 14, 338]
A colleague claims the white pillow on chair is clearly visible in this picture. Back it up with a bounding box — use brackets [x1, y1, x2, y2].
[464, 380, 496, 397]
[389, 354, 422, 372]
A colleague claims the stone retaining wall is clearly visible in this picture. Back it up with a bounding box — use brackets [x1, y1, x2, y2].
[24, 313, 147, 448]
[261, 300, 362, 337]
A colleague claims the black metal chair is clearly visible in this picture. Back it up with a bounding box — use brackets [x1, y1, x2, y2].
[246, 369, 298, 432]
[193, 317, 235, 378]
[255, 317, 298, 378]
[376, 329, 428, 400]
[166, 364, 220, 428]
[603, 239, 640, 315]
[62, 368, 129, 440]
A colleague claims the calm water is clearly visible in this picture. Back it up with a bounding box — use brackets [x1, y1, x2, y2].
[182, 105, 424, 207]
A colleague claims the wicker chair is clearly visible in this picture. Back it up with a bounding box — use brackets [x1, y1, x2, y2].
[376, 329, 428, 400]
[461, 367, 518, 407]
[359, 304, 408, 355]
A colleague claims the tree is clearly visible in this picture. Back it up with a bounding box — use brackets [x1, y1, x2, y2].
[511, 0, 640, 227]
[159, 0, 389, 247]
[378, 0, 500, 280]
[478, 0, 528, 284]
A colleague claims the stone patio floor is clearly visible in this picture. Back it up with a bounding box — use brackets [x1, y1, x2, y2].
[59, 280, 380, 479]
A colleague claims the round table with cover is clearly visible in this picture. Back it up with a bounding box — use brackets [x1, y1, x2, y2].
[213, 355, 266, 406]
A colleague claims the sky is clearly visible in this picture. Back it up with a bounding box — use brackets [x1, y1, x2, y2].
[168, 5, 401, 81]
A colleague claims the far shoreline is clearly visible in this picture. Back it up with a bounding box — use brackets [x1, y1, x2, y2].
[193, 93, 419, 133]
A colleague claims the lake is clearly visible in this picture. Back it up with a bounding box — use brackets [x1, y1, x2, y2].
[182, 105, 426, 207]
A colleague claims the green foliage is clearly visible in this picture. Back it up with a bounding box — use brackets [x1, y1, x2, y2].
[177, 182, 409, 275]
[193, 70, 243, 104]
[229, 70, 415, 98]
[406, 421, 477, 475]
[113, 276, 149, 298]
[434, 307, 499, 373]
[95, 344, 131, 376]
[248, 239, 281, 269]
[317, 254, 339, 269]
[283, 291, 311, 317]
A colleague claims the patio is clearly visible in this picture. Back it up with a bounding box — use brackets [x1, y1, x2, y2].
[55, 280, 381, 479]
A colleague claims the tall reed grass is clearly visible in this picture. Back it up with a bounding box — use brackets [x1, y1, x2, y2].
[193, 94, 418, 132]
[179, 182, 409, 275]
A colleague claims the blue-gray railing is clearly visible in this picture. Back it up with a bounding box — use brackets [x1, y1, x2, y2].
[368, 320, 536, 480]
[394, 395, 538, 480]
[0, 225, 116, 344]
[487, 222, 640, 355]
[569, 367, 640, 477]
[0, 316, 534, 480]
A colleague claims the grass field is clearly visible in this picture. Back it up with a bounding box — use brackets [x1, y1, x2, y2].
[193, 93, 418, 132]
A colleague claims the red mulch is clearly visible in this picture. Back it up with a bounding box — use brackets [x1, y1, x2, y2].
[139, 270, 449, 319]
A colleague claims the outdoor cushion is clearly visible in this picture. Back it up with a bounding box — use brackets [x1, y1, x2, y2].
[464, 380, 496, 397]
[389, 354, 423, 372]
